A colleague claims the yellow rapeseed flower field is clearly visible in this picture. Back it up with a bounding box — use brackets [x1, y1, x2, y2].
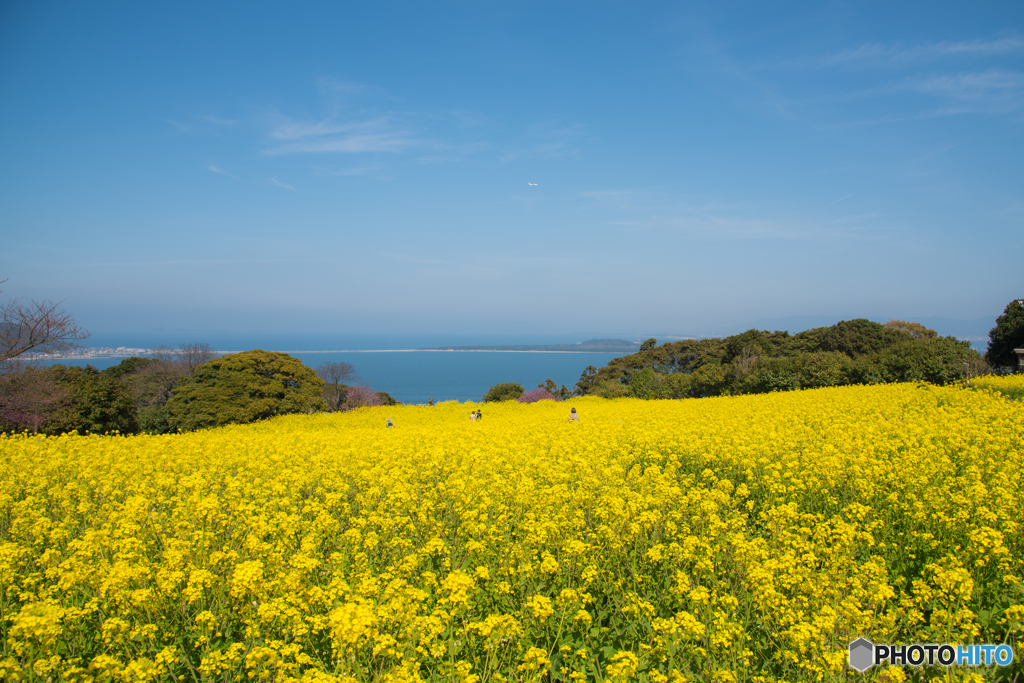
[972, 374, 1024, 401]
[1, 384, 1022, 682]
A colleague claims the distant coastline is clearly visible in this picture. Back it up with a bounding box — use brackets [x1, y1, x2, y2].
[26, 338, 642, 361]
[417, 339, 642, 353]
[30, 348, 631, 360]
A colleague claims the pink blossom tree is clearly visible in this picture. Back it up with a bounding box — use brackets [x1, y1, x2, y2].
[517, 387, 558, 404]
[345, 384, 382, 409]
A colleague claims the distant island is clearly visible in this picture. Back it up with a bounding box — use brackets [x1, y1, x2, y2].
[418, 339, 642, 353]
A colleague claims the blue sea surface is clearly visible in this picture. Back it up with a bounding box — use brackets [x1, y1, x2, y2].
[287, 351, 618, 404]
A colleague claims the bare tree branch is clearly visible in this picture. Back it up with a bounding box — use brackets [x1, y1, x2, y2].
[179, 342, 215, 375]
[0, 286, 89, 363]
[316, 361, 357, 412]
[316, 361, 357, 385]
[147, 345, 180, 364]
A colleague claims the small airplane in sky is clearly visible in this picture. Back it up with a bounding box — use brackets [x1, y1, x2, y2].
[528, 182, 538, 186]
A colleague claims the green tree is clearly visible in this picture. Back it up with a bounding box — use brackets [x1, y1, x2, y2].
[884, 320, 938, 339]
[795, 351, 854, 389]
[593, 379, 629, 398]
[878, 337, 977, 385]
[985, 299, 1024, 369]
[688, 363, 728, 397]
[100, 356, 155, 380]
[45, 365, 139, 435]
[104, 356, 183, 434]
[539, 378, 571, 400]
[850, 357, 884, 385]
[628, 367, 663, 399]
[722, 330, 789, 365]
[796, 319, 904, 358]
[167, 350, 326, 432]
[482, 382, 524, 402]
[572, 366, 599, 396]
[740, 357, 798, 394]
[375, 391, 399, 406]
[661, 372, 693, 398]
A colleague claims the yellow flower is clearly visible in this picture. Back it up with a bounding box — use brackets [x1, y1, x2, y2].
[526, 594, 554, 620]
[606, 651, 639, 681]
[518, 647, 551, 676]
[540, 552, 560, 574]
[440, 570, 476, 606]
[329, 599, 375, 647]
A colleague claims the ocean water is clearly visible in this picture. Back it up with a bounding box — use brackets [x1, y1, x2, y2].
[287, 350, 619, 404]
[43, 333, 631, 404]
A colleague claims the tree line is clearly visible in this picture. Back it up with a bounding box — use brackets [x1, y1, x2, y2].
[568, 307, 1023, 400]
[0, 348, 399, 436]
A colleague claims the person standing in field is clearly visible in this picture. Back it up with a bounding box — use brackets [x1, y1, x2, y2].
[476, 409, 482, 420]
[386, 418, 394, 428]
[470, 411, 477, 421]
[567, 407, 579, 422]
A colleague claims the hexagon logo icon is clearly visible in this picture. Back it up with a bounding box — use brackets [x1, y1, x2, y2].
[848, 638, 875, 671]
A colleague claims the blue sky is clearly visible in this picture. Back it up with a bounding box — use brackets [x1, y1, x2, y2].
[1, 1, 1022, 342]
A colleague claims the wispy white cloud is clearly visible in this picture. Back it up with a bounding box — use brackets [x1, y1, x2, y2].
[711, 32, 1024, 127]
[900, 69, 1024, 101]
[271, 178, 298, 191]
[268, 117, 358, 141]
[263, 116, 420, 155]
[820, 37, 1024, 69]
[822, 69, 1024, 123]
[770, 65, 1024, 126]
[208, 165, 238, 179]
[828, 194, 853, 206]
[272, 133, 416, 155]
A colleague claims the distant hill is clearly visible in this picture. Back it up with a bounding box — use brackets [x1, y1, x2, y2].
[420, 338, 640, 352]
